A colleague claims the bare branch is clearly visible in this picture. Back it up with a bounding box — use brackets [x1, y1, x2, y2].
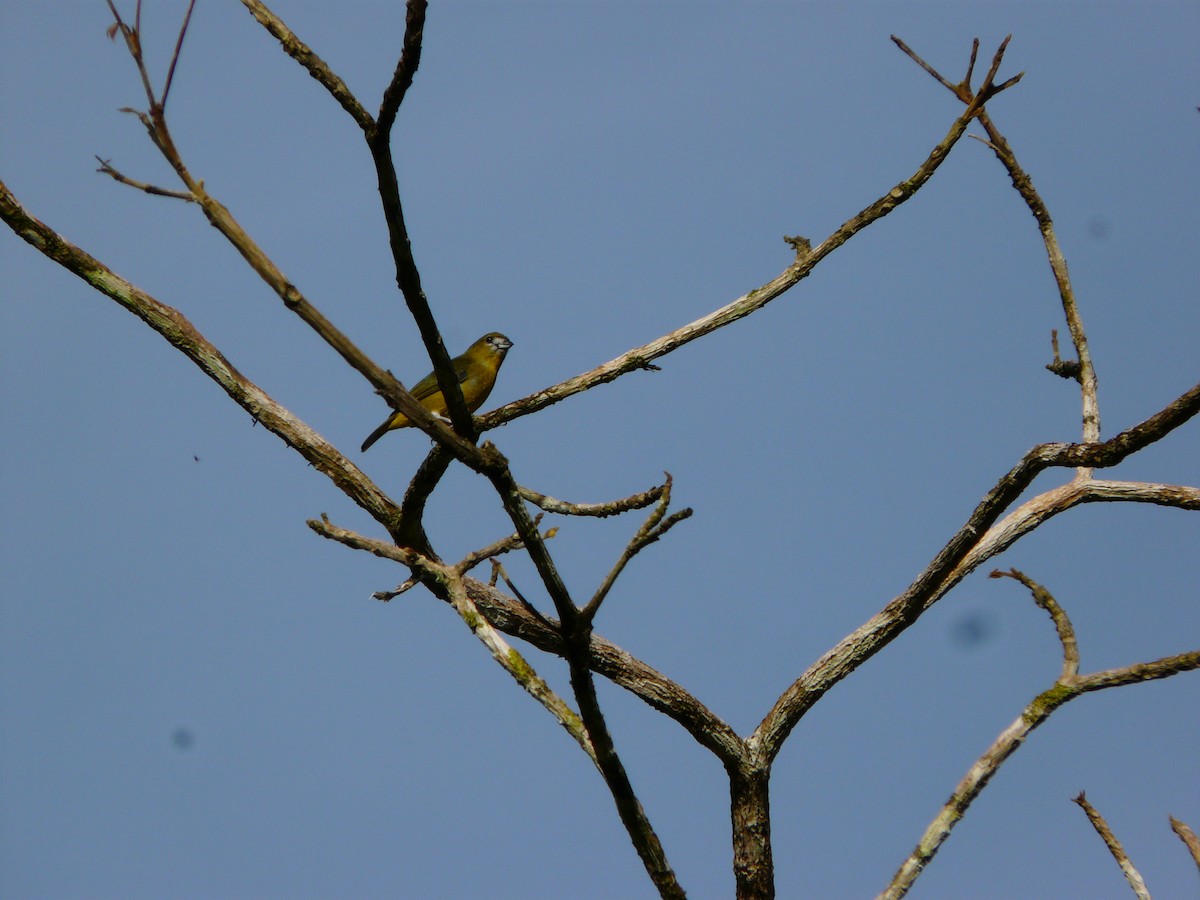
[95, 156, 195, 201]
[978, 109, 1100, 456]
[1073, 792, 1152, 900]
[160, 0, 197, 110]
[584, 475, 693, 622]
[955, 479, 1200, 589]
[476, 462, 685, 896]
[991, 569, 1079, 679]
[0, 181, 401, 530]
[462, 577, 747, 765]
[519, 480, 667, 518]
[395, 445, 454, 553]
[101, 15, 488, 469]
[881, 650, 1199, 899]
[455, 518, 556, 576]
[488, 560, 554, 628]
[890, 34, 1024, 106]
[1046, 328, 1081, 380]
[893, 36, 1095, 455]
[307, 516, 598, 764]
[480, 40, 1022, 432]
[238, 0, 374, 130]
[373, 575, 419, 603]
[376, 0, 427, 137]
[1169, 816, 1200, 872]
[220, 15, 692, 874]
[104, 1, 156, 110]
[889, 34, 961, 95]
[756, 381, 1200, 761]
[306, 514, 420, 566]
[237, 0, 472, 444]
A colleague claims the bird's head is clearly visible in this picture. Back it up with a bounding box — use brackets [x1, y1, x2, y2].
[479, 332, 513, 358]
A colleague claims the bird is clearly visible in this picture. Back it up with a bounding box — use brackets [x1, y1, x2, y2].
[360, 332, 513, 452]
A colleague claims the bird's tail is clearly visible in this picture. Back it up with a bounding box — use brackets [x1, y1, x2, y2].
[360, 417, 394, 452]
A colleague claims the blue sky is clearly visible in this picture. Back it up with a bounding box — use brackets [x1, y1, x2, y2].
[2, 2, 1198, 898]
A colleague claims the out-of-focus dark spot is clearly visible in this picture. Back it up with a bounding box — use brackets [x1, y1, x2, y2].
[171, 727, 196, 750]
[950, 610, 998, 649]
[1087, 218, 1109, 241]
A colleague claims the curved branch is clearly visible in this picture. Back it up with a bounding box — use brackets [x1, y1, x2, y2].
[952, 479, 1200, 585]
[990, 569, 1079, 677]
[754, 382, 1200, 761]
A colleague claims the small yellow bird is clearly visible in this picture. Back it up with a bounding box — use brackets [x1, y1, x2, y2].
[360, 332, 513, 452]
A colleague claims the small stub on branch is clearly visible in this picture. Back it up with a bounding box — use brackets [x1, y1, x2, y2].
[784, 235, 812, 260]
[1046, 328, 1082, 381]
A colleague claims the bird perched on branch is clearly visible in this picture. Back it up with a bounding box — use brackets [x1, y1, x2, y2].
[360, 332, 513, 452]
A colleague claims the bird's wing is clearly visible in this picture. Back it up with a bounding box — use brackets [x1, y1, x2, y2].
[407, 360, 471, 401]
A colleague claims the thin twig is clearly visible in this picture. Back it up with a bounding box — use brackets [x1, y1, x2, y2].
[583, 475, 692, 622]
[1073, 792, 1152, 900]
[518, 481, 666, 517]
[990, 569, 1079, 679]
[95, 157, 195, 201]
[105, 1, 156, 110]
[373, 575, 419, 602]
[892, 36, 1095, 455]
[890, 34, 1024, 106]
[455, 517, 556, 575]
[488, 560, 554, 628]
[160, 0, 197, 110]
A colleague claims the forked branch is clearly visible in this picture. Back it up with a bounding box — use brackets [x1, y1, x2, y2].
[893, 32, 1098, 454]
[307, 516, 598, 763]
[756, 379, 1200, 761]
[880, 567, 1198, 899]
[102, 1, 483, 465]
